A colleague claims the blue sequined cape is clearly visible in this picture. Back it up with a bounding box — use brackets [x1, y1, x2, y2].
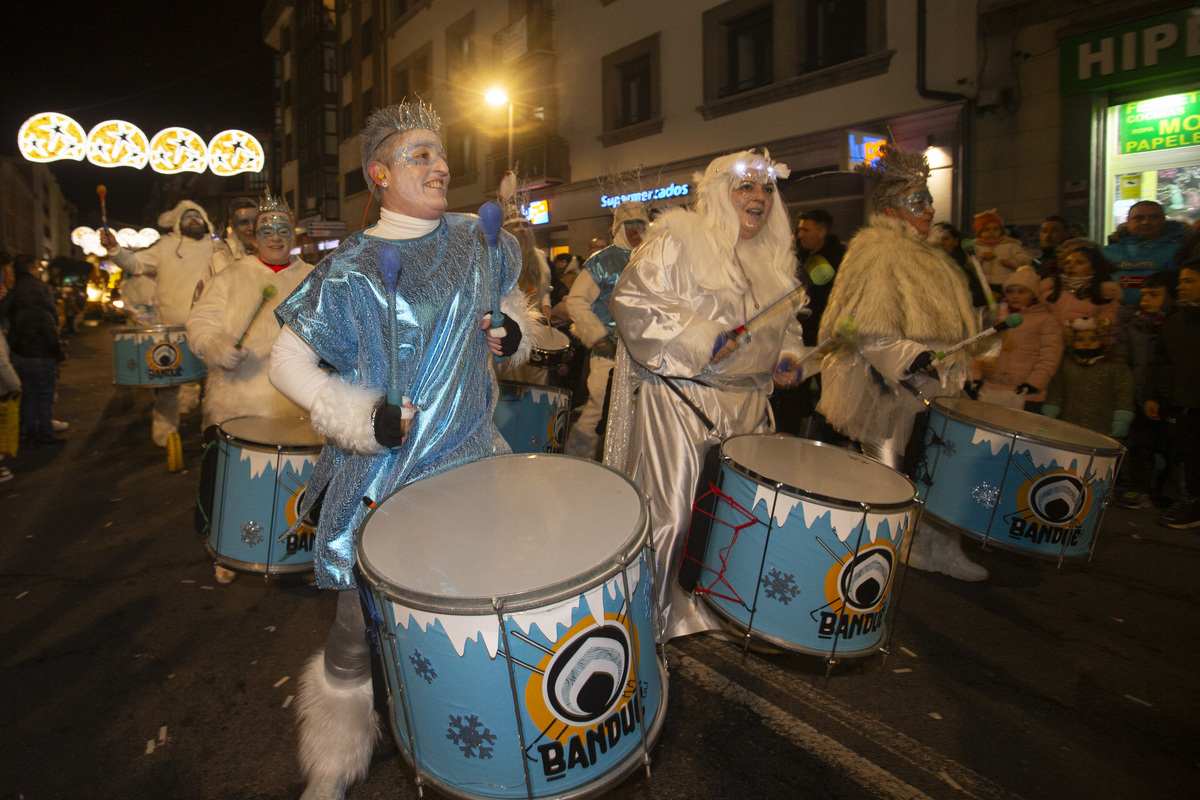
[275, 213, 520, 589]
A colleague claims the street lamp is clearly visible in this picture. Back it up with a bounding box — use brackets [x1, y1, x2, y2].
[485, 87, 514, 173]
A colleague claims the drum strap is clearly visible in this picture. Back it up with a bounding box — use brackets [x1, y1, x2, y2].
[661, 375, 719, 437]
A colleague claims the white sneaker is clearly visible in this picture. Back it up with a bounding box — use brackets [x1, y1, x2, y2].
[214, 565, 237, 584]
[52, 420, 69, 433]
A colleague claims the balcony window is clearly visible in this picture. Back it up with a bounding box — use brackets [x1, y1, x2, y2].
[599, 33, 662, 147]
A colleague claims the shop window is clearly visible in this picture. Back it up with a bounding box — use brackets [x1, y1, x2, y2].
[599, 34, 662, 147]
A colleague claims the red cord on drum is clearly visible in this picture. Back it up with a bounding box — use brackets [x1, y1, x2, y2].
[684, 483, 762, 610]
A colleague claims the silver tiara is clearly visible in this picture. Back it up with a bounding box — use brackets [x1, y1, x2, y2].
[258, 190, 291, 216]
[393, 99, 442, 136]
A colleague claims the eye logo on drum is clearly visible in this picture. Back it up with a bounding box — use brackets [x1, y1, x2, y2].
[524, 615, 648, 778]
[817, 541, 898, 642]
[1006, 469, 1093, 547]
[146, 339, 184, 379]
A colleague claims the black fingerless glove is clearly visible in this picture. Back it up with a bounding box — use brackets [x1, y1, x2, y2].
[499, 315, 522, 357]
[373, 402, 408, 448]
[908, 350, 939, 379]
[964, 380, 982, 400]
[1015, 383, 1039, 395]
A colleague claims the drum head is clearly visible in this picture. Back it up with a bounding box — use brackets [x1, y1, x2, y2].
[722, 435, 915, 509]
[220, 416, 323, 447]
[932, 397, 1121, 453]
[360, 454, 646, 604]
[534, 326, 570, 352]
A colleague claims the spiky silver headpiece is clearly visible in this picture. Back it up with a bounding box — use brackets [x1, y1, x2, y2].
[856, 145, 931, 211]
[498, 170, 530, 226]
[257, 190, 291, 216]
[392, 99, 442, 136]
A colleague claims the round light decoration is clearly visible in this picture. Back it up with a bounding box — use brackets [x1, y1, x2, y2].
[149, 127, 208, 174]
[207, 129, 265, 176]
[86, 120, 151, 169]
[17, 113, 263, 175]
[18, 112, 87, 163]
[71, 226, 161, 256]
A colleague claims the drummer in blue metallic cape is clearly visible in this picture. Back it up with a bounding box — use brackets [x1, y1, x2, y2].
[267, 101, 537, 800]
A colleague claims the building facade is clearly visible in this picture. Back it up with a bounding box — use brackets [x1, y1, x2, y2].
[0, 157, 75, 261]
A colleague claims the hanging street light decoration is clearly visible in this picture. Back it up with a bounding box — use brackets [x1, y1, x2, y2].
[16, 112, 264, 175]
[72, 226, 161, 256]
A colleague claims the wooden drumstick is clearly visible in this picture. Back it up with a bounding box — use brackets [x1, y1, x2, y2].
[97, 185, 108, 230]
[235, 285, 278, 349]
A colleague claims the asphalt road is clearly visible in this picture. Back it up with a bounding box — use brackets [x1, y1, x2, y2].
[2, 322, 1197, 800]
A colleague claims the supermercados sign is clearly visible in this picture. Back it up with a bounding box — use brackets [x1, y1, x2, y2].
[1059, 10, 1200, 94]
[600, 183, 690, 209]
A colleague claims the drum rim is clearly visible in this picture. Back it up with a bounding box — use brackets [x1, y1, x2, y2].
[721, 434, 918, 512]
[357, 454, 650, 615]
[217, 415, 324, 450]
[930, 397, 1124, 455]
[110, 324, 188, 335]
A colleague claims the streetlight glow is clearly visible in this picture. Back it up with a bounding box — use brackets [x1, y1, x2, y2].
[485, 88, 509, 106]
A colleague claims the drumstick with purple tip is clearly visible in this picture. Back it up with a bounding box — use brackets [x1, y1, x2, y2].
[234, 285, 278, 349]
[377, 245, 404, 406]
[477, 202, 507, 362]
[902, 313, 1024, 380]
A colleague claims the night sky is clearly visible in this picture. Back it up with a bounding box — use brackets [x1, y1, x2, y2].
[1, 0, 277, 225]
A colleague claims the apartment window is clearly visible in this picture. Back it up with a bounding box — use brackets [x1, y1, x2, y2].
[285, 190, 296, 212]
[341, 38, 352, 75]
[391, 0, 409, 19]
[362, 87, 374, 117]
[282, 79, 291, 109]
[324, 108, 338, 156]
[284, 133, 293, 162]
[599, 34, 662, 147]
[394, 68, 410, 103]
[342, 102, 353, 138]
[344, 168, 367, 196]
[725, 6, 773, 97]
[804, 0, 867, 72]
[281, 24, 291, 54]
[446, 122, 476, 183]
[392, 43, 432, 104]
[446, 12, 475, 78]
[323, 44, 337, 94]
[362, 17, 374, 57]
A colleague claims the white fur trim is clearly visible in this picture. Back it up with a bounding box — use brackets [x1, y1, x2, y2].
[310, 377, 386, 455]
[500, 287, 541, 366]
[663, 318, 728, 375]
[570, 313, 609, 349]
[296, 650, 380, 790]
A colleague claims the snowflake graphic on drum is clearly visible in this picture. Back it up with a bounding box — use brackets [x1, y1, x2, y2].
[972, 482, 999, 508]
[759, 568, 800, 604]
[942, 439, 957, 457]
[409, 649, 437, 683]
[446, 714, 496, 759]
[240, 521, 263, 546]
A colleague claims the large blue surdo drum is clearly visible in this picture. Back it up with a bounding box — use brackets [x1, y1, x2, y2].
[690, 435, 916, 660]
[919, 397, 1124, 562]
[110, 325, 205, 386]
[207, 416, 322, 575]
[493, 381, 571, 454]
[357, 454, 666, 800]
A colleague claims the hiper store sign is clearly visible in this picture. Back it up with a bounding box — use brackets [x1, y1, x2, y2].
[1059, 10, 1200, 95]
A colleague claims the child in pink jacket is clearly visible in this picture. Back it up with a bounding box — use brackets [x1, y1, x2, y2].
[973, 209, 1032, 293]
[978, 266, 1064, 413]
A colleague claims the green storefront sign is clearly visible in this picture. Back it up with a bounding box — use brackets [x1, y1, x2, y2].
[1060, 10, 1200, 95]
[1118, 92, 1200, 153]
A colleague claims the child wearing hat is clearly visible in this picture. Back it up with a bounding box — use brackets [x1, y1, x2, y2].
[1043, 317, 1134, 438]
[973, 209, 1032, 294]
[977, 266, 1064, 412]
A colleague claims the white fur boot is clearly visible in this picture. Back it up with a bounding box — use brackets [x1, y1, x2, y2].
[296, 650, 380, 800]
[907, 522, 988, 582]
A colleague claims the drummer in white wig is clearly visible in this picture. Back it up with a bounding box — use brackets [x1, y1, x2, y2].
[605, 149, 811, 642]
[816, 144, 986, 581]
[269, 100, 537, 800]
[564, 199, 649, 460]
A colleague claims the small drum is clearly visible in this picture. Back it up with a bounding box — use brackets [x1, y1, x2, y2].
[689, 435, 916, 659]
[358, 454, 666, 800]
[494, 380, 571, 454]
[207, 416, 323, 575]
[528, 326, 572, 370]
[110, 325, 205, 386]
[919, 397, 1124, 562]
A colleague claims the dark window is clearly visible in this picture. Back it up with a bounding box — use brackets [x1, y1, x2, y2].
[394, 67, 410, 102]
[323, 45, 337, 94]
[344, 168, 368, 196]
[446, 12, 475, 77]
[282, 79, 291, 109]
[362, 88, 373, 117]
[362, 18, 374, 57]
[618, 54, 652, 127]
[281, 24, 291, 54]
[391, 0, 409, 20]
[341, 38, 352, 75]
[725, 6, 773, 97]
[342, 102, 353, 137]
[446, 122, 475, 180]
[805, 0, 867, 71]
[284, 134, 292, 162]
[285, 189, 296, 211]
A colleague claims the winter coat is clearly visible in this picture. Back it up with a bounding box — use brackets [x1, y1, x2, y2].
[1039, 277, 1121, 335]
[817, 214, 978, 443]
[982, 300, 1063, 402]
[974, 236, 1032, 286]
[1046, 355, 1134, 436]
[1103, 220, 1187, 305]
[1116, 302, 1174, 405]
[797, 234, 845, 345]
[1144, 304, 1200, 410]
[6, 273, 60, 360]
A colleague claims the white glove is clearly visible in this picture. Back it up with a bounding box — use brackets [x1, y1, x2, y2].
[210, 334, 249, 370]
